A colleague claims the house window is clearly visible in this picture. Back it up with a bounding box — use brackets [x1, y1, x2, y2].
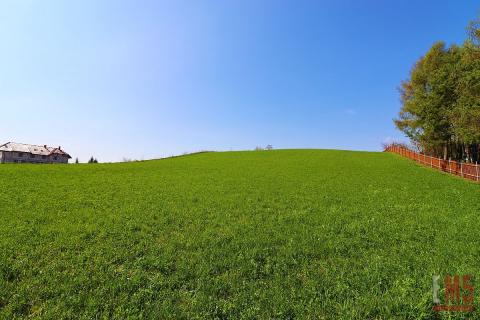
[42, 155, 47, 159]
[53, 156, 58, 161]
[30, 154, 35, 158]
[18, 152, 23, 157]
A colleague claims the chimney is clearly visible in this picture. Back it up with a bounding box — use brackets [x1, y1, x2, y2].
[44, 145, 47, 149]
[58, 146, 61, 150]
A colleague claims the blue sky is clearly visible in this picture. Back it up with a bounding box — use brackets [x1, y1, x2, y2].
[0, 1, 478, 162]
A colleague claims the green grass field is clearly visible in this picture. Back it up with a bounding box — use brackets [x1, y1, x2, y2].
[1, 150, 479, 319]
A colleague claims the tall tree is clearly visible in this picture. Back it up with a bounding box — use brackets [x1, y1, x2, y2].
[394, 17, 480, 161]
[450, 20, 480, 160]
[395, 42, 460, 159]
[467, 19, 480, 46]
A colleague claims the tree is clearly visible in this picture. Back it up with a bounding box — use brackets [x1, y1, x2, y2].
[450, 25, 480, 161]
[467, 18, 480, 47]
[75, 157, 79, 164]
[395, 42, 459, 159]
[394, 17, 480, 161]
[88, 157, 98, 164]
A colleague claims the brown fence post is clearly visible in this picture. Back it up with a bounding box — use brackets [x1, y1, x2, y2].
[461, 162, 463, 178]
[476, 162, 479, 182]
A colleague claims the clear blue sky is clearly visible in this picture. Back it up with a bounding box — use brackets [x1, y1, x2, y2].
[1, 1, 478, 162]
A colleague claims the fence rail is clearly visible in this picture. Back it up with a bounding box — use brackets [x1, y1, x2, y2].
[385, 145, 479, 182]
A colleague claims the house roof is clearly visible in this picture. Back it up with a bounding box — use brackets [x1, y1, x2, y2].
[0, 142, 72, 158]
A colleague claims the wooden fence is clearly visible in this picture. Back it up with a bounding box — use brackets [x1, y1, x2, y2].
[385, 145, 480, 182]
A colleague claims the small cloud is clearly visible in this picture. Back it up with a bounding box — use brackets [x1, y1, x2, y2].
[344, 108, 356, 115]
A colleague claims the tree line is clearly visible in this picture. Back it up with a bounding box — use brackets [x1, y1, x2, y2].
[395, 18, 480, 162]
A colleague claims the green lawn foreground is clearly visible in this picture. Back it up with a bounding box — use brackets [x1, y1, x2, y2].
[1, 150, 479, 319]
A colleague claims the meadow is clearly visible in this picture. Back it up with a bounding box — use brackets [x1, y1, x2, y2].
[0, 149, 479, 319]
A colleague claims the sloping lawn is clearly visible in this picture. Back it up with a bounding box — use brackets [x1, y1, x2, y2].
[1, 150, 479, 319]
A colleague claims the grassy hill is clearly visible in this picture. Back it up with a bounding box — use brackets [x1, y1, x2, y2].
[1, 150, 479, 319]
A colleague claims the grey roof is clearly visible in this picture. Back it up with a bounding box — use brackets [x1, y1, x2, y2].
[0, 142, 71, 158]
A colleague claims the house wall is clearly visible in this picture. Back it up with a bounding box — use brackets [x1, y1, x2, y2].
[6, 151, 46, 163]
[1, 151, 14, 163]
[0, 151, 69, 164]
[50, 155, 69, 164]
